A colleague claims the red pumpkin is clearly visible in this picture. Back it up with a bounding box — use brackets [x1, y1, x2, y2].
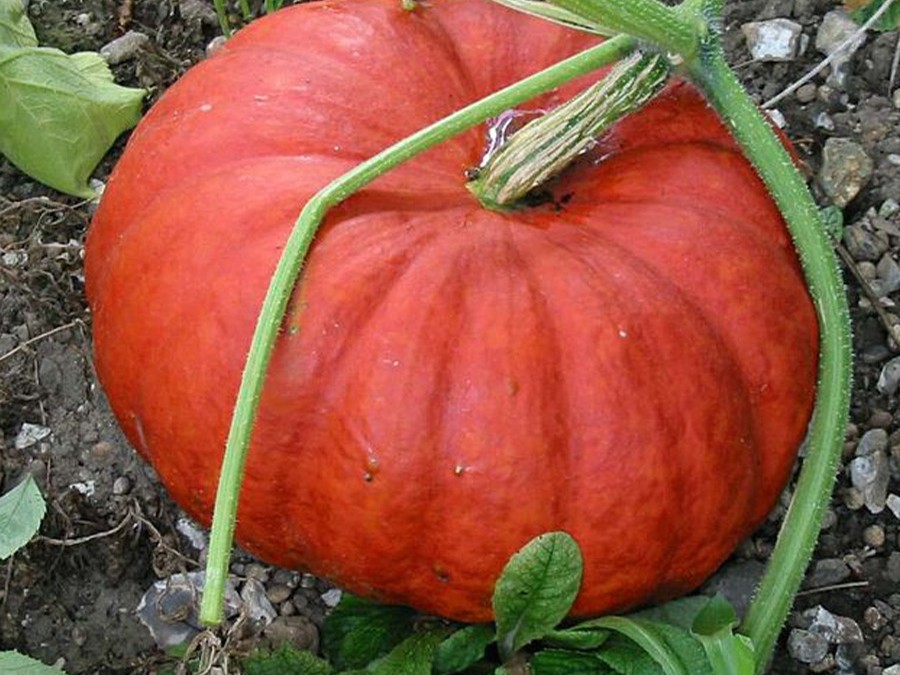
[86, 0, 818, 622]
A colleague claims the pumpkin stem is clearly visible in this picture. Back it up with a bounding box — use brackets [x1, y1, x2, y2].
[467, 50, 670, 210]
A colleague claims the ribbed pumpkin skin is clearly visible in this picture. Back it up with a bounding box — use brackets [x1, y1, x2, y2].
[86, 0, 818, 622]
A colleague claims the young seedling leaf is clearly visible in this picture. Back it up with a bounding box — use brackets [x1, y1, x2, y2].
[243, 643, 334, 675]
[0, 0, 36, 48]
[0, 474, 46, 560]
[690, 595, 755, 675]
[492, 532, 583, 661]
[433, 624, 495, 674]
[321, 594, 417, 670]
[0, 44, 145, 197]
[367, 629, 449, 675]
[530, 649, 613, 674]
[0, 651, 66, 674]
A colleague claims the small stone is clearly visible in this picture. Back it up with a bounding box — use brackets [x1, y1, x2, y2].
[820, 508, 838, 530]
[262, 615, 319, 652]
[877, 255, 900, 296]
[805, 558, 851, 588]
[272, 569, 300, 588]
[279, 600, 295, 616]
[857, 428, 889, 456]
[882, 199, 900, 218]
[843, 486, 866, 510]
[809, 654, 836, 673]
[820, 138, 874, 207]
[849, 451, 890, 513]
[806, 605, 865, 644]
[844, 222, 889, 262]
[836, 642, 865, 670]
[815, 9, 868, 88]
[865, 605, 889, 631]
[788, 628, 830, 663]
[884, 664, 900, 675]
[742, 19, 804, 61]
[240, 578, 277, 626]
[886, 494, 900, 518]
[321, 588, 343, 608]
[886, 552, 900, 583]
[100, 31, 150, 65]
[14, 423, 51, 450]
[300, 573, 317, 589]
[859, 261, 879, 280]
[245, 563, 270, 583]
[266, 584, 292, 605]
[180, 0, 219, 25]
[868, 409, 894, 429]
[864, 524, 886, 547]
[175, 518, 208, 551]
[796, 82, 818, 103]
[878, 357, 900, 394]
[894, 89, 900, 109]
[813, 111, 835, 131]
[112, 476, 131, 495]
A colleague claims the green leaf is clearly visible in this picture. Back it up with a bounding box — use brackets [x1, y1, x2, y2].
[243, 644, 334, 675]
[543, 625, 610, 650]
[434, 624, 495, 674]
[0, 0, 36, 48]
[0, 651, 66, 674]
[577, 616, 711, 675]
[690, 596, 755, 675]
[321, 594, 416, 671]
[493, 532, 583, 660]
[596, 635, 663, 675]
[846, 0, 900, 31]
[366, 629, 448, 675]
[0, 44, 145, 197]
[530, 649, 613, 675]
[0, 474, 46, 560]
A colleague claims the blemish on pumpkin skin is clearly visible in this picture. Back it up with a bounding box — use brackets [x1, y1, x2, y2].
[454, 464, 466, 476]
[506, 379, 519, 397]
[363, 455, 380, 482]
[434, 566, 451, 583]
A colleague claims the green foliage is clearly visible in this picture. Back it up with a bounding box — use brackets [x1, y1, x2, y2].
[0, 651, 66, 674]
[492, 532, 583, 660]
[434, 624, 496, 674]
[0, 0, 144, 197]
[321, 594, 417, 670]
[0, 474, 46, 560]
[244, 644, 334, 675]
[845, 0, 900, 31]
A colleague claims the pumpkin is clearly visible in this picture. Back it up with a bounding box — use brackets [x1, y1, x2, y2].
[85, 0, 818, 622]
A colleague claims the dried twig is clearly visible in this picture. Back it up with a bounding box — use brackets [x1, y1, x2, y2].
[763, 0, 897, 109]
[795, 580, 870, 597]
[836, 243, 900, 348]
[36, 509, 135, 547]
[0, 320, 85, 366]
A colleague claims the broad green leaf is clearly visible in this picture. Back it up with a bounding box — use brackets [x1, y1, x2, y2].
[579, 616, 712, 675]
[596, 635, 663, 675]
[543, 625, 610, 650]
[0, 651, 66, 674]
[530, 649, 613, 675]
[690, 596, 755, 675]
[493, 532, 583, 660]
[321, 594, 416, 670]
[0, 45, 145, 197]
[0, 0, 36, 48]
[631, 596, 711, 632]
[243, 644, 334, 675]
[434, 624, 495, 674]
[845, 0, 900, 30]
[367, 629, 448, 675]
[0, 474, 46, 560]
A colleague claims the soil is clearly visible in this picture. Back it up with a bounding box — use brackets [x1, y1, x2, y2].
[1, 0, 899, 673]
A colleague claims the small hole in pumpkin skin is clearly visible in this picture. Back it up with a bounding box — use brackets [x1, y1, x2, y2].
[363, 472, 374, 483]
[434, 566, 451, 583]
